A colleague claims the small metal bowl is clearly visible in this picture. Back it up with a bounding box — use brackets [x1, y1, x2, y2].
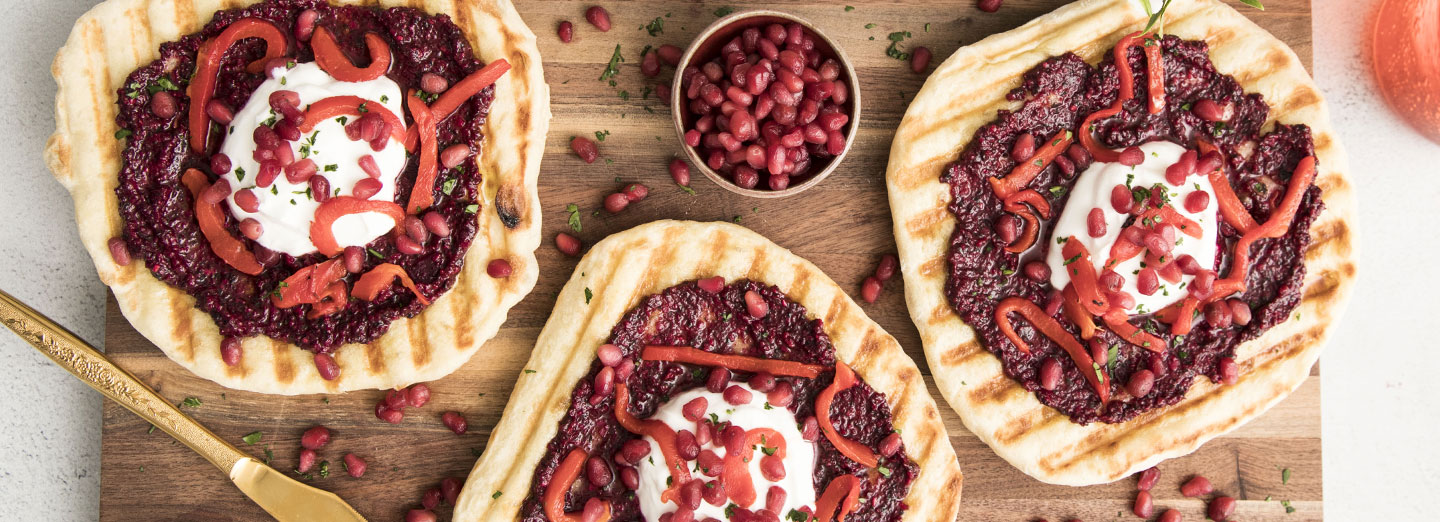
[670, 10, 862, 198]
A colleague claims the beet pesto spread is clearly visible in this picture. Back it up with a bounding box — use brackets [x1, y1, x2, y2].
[522, 279, 917, 522]
[112, 0, 512, 356]
[941, 33, 1322, 424]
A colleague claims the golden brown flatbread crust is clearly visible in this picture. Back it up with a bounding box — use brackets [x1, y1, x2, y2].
[886, 0, 1356, 485]
[45, 0, 549, 394]
[453, 220, 964, 521]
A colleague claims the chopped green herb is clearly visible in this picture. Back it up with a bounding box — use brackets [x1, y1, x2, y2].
[885, 31, 913, 61]
[865, 23, 877, 29]
[1049, 185, 1067, 198]
[323, 164, 337, 172]
[924, 22, 931, 32]
[566, 203, 583, 232]
[1282, 467, 1292, 484]
[114, 129, 132, 140]
[844, 5, 855, 11]
[594, 130, 611, 142]
[234, 166, 246, 182]
[147, 424, 157, 434]
[336, 116, 348, 125]
[524, 369, 536, 374]
[877, 465, 892, 477]
[599, 44, 625, 82]
[318, 460, 330, 478]
[492, 490, 503, 499]
[678, 184, 696, 195]
[262, 446, 274, 464]
[379, 94, 389, 104]
[584, 287, 593, 304]
[367, 248, 384, 258]
[1281, 499, 1295, 513]
[464, 204, 479, 214]
[242, 431, 263, 445]
[644, 16, 664, 36]
[713, 6, 735, 17]
[441, 177, 458, 194]
[178, 397, 202, 408]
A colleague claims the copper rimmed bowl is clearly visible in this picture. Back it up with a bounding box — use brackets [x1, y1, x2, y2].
[670, 10, 862, 198]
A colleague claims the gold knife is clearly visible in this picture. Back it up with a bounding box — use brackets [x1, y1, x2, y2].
[0, 289, 366, 522]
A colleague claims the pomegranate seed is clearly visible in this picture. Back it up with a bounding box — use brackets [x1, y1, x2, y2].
[1159, 509, 1183, 522]
[1137, 268, 1159, 295]
[732, 166, 759, 189]
[441, 411, 468, 434]
[874, 254, 899, 281]
[1166, 150, 1197, 185]
[1086, 207, 1107, 237]
[766, 486, 786, 513]
[208, 153, 232, 176]
[422, 488, 441, 510]
[403, 216, 429, 244]
[587, 456, 613, 486]
[407, 383, 431, 408]
[1118, 146, 1145, 166]
[384, 388, 409, 410]
[1184, 190, 1211, 212]
[1099, 270, 1124, 292]
[744, 290, 769, 318]
[440, 144, 472, 169]
[583, 499, 609, 521]
[684, 129, 701, 147]
[748, 372, 777, 392]
[300, 425, 331, 450]
[642, 50, 660, 77]
[345, 247, 367, 274]
[697, 276, 725, 293]
[555, 233, 582, 256]
[1205, 301, 1234, 328]
[343, 454, 366, 478]
[860, 276, 882, 303]
[284, 158, 317, 183]
[570, 136, 599, 163]
[1111, 184, 1135, 213]
[676, 429, 700, 460]
[220, 336, 243, 366]
[622, 183, 649, 202]
[646, 45, 678, 67]
[682, 397, 709, 421]
[1196, 150, 1223, 175]
[1208, 496, 1237, 521]
[879, 432, 902, 457]
[603, 192, 630, 213]
[107, 237, 131, 266]
[800, 416, 819, 442]
[1011, 133, 1036, 162]
[668, 158, 692, 186]
[680, 480, 703, 510]
[150, 91, 177, 118]
[910, 46, 932, 73]
[201, 178, 231, 204]
[694, 422, 713, 446]
[1218, 356, 1239, 385]
[590, 345, 620, 369]
[723, 385, 752, 405]
[978, 0, 1003, 12]
[205, 99, 234, 124]
[759, 454, 786, 480]
[356, 154, 381, 178]
[253, 245, 280, 266]
[1137, 466, 1160, 490]
[766, 381, 794, 407]
[1193, 99, 1234, 122]
[1176, 254, 1204, 275]
[1180, 475, 1213, 497]
[394, 235, 423, 257]
[422, 212, 451, 237]
[994, 214, 1021, 245]
[297, 449, 317, 473]
[557, 21, 574, 43]
[1089, 339, 1108, 366]
[697, 450, 725, 477]
[351, 178, 382, 200]
[1023, 261, 1050, 282]
[620, 466, 640, 490]
[590, 366, 615, 403]
[294, 9, 318, 41]
[441, 480, 463, 509]
[1054, 155, 1076, 177]
[1127, 369, 1155, 397]
[1133, 490, 1154, 518]
[239, 218, 264, 240]
[375, 403, 404, 424]
[1229, 299, 1252, 326]
[584, 6, 611, 31]
[620, 438, 651, 465]
[1191, 270, 1216, 298]
[314, 353, 339, 380]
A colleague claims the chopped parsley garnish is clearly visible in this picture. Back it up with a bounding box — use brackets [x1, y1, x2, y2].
[178, 397, 202, 408]
[1281, 499, 1295, 513]
[844, 5, 855, 11]
[877, 465, 892, 477]
[644, 16, 664, 36]
[464, 204, 479, 214]
[566, 203, 583, 232]
[336, 116, 348, 125]
[241, 431, 263, 445]
[441, 177, 458, 194]
[599, 44, 624, 81]
[1063, 253, 1081, 265]
[492, 490, 503, 499]
[678, 184, 697, 195]
[1107, 344, 1119, 373]
[379, 94, 389, 104]
[787, 509, 808, 522]
[594, 130, 611, 142]
[885, 31, 913, 61]
[323, 164, 337, 172]
[1049, 185, 1067, 198]
[864, 23, 877, 29]
[234, 166, 246, 182]
[584, 287, 593, 304]
[367, 248, 384, 258]
[147, 424, 157, 434]
[317, 460, 330, 478]
[524, 369, 537, 374]
[356, 102, 369, 113]
[1281, 467, 1292, 484]
[114, 129, 132, 140]
[713, 6, 735, 17]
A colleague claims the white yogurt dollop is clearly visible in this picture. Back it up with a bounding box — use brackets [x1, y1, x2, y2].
[219, 62, 408, 257]
[635, 384, 817, 521]
[1045, 141, 1219, 315]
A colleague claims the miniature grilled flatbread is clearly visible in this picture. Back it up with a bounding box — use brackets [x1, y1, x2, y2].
[886, 0, 1355, 485]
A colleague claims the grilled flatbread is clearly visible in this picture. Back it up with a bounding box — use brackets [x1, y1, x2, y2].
[886, 0, 1356, 485]
[45, 0, 549, 394]
[453, 220, 964, 521]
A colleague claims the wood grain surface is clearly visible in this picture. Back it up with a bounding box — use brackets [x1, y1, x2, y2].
[97, 1, 1320, 520]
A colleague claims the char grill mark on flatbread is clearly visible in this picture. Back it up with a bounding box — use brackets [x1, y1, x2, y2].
[452, 221, 963, 522]
[885, 0, 1356, 485]
[45, 0, 549, 394]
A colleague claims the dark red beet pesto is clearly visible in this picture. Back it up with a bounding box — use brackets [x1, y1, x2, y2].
[113, 0, 494, 351]
[521, 281, 917, 522]
[941, 35, 1322, 424]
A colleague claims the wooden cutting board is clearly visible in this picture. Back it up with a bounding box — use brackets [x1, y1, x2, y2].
[97, 1, 1320, 520]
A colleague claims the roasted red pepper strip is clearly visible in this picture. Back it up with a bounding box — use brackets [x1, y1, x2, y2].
[1143, 39, 1166, 114]
[721, 428, 786, 507]
[1214, 156, 1318, 298]
[1003, 201, 1041, 254]
[995, 296, 1109, 403]
[187, 18, 288, 153]
[988, 132, 1074, 199]
[1005, 188, 1053, 220]
[305, 281, 349, 319]
[614, 383, 689, 503]
[1061, 285, 1098, 340]
[271, 258, 347, 309]
[1101, 308, 1167, 352]
[181, 169, 264, 275]
[814, 361, 879, 469]
[298, 95, 411, 150]
[1061, 237, 1110, 315]
[1197, 140, 1259, 234]
[641, 345, 827, 378]
[1078, 32, 1146, 163]
[543, 448, 612, 522]
[1137, 206, 1203, 239]
[405, 59, 513, 149]
[405, 90, 440, 213]
[309, 196, 406, 257]
[810, 475, 862, 522]
[1105, 231, 1145, 270]
[352, 263, 430, 305]
[1155, 297, 1200, 335]
[310, 27, 391, 82]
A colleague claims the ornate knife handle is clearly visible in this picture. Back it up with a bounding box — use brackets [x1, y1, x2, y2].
[0, 289, 246, 473]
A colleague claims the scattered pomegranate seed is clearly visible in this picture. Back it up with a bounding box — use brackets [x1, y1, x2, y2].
[676, 429, 700, 460]
[1205, 301, 1234, 328]
[557, 20, 574, 43]
[220, 336, 243, 366]
[375, 403, 404, 424]
[1118, 146, 1145, 166]
[748, 372, 777, 392]
[440, 477, 462, 505]
[767, 381, 794, 407]
[300, 426, 331, 450]
[387, 389, 411, 411]
[1039, 357, 1062, 390]
[1110, 184, 1135, 213]
[1158, 509, 1183, 522]
[422, 488, 441, 510]
[910, 46, 932, 73]
[150, 91, 177, 119]
[879, 432, 902, 457]
[570, 136, 599, 163]
[622, 183, 649, 202]
[874, 254, 899, 281]
[554, 233, 582, 256]
[1180, 475, 1213, 497]
[1023, 261, 1050, 282]
[297, 449, 317, 473]
[313, 353, 340, 380]
[642, 50, 661, 77]
[994, 214, 1021, 245]
[1229, 299, 1252, 326]
[1208, 496, 1237, 521]
[206, 99, 235, 124]
[706, 367, 731, 393]
[603, 192, 630, 213]
[1218, 356, 1239, 385]
[440, 144, 472, 169]
[584, 6, 611, 32]
[343, 453, 366, 478]
[744, 290, 769, 318]
[1184, 190, 1211, 212]
[723, 385, 752, 405]
[1137, 466, 1160, 490]
[656, 45, 682, 66]
[1133, 490, 1154, 517]
[978, 0, 1004, 11]
[668, 158, 692, 187]
[1165, 150, 1197, 185]
[860, 276, 882, 303]
[294, 9, 318, 41]
[1086, 207, 1108, 237]
[1011, 133, 1036, 162]
[107, 237, 131, 266]
[1194, 99, 1235, 122]
[1127, 369, 1155, 397]
[442, 411, 468, 434]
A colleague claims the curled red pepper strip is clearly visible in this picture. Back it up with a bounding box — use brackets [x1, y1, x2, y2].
[1196, 140, 1259, 234]
[995, 297, 1109, 403]
[187, 18, 289, 153]
[271, 258, 347, 309]
[181, 169, 264, 275]
[1003, 201, 1041, 254]
[310, 27, 391, 82]
[1061, 237, 1110, 316]
[305, 281, 349, 319]
[810, 475, 862, 522]
[1061, 285, 1098, 340]
[405, 90, 440, 213]
[1078, 32, 1147, 163]
[543, 448, 613, 522]
[1213, 156, 1318, 300]
[1005, 188, 1053, 220]
[614, 383, 690, 504]
[815, 361, 880, 469]
[641, 345, 827, 378]
[1155, 297, 1200, 336]
[406, 59, 513, 149]
[298, 95, 411, 150]
[1143, 39, 1166, 114]
[988, 132, 1075, 199]
[1105, 232, 1145, 270]
[1101, 309, 1167, 353]
[352, 263, 430, 305]
[309, 196, 406, 257]
[721, 428, 786, 507]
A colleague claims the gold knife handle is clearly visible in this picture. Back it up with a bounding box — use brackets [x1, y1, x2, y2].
[0, 289, 247, 473]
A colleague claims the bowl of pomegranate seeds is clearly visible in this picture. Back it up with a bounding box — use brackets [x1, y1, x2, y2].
[671, 10, 860, 197]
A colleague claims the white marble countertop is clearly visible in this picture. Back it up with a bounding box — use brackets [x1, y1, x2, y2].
[1, 0, 1434, 520]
